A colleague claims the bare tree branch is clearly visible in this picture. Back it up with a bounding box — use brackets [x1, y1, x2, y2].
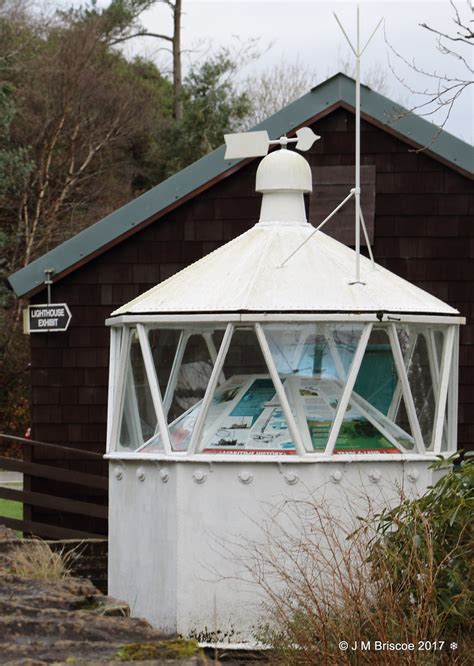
[109, 31, 173, 46]
[383, 2, 473, 150]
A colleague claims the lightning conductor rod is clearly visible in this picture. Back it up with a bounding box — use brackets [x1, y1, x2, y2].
[334, 6, 382, 284]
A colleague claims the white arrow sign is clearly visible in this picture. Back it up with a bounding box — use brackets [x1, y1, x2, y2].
[25, 303, 72, 333]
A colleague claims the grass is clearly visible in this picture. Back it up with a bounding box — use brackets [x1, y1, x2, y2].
[0, 497, 23, 521]
[1, 540, 76, 580]
[115, 640, 204, 662]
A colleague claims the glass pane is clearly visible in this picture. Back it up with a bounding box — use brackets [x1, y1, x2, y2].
[139, 328, 225, 452]
[118, 329, 158, 452]
[148, 328, 182, 397]
[334, 398, 404, 453]
[355, 328, 396, 415]
[199, 328, 296, 454]
[345, 327, 414, 454]
[434, 330, 444, 365]
[392, 396, 415, 451]
[168, 333, 213, 424]
[264, 323, 365, 452]
[397, 326, 448, 451]
[299, 376, 341, 452]
[264, 324, 326, 376]
[404, 329, 435, 449]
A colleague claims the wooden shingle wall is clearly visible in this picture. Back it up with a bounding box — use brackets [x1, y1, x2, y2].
[29, 107, 473, 533]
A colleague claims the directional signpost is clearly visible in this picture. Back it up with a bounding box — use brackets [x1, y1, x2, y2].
[24, 303, 72, 333]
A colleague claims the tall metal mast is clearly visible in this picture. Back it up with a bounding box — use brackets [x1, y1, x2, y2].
[334, 5, 382, 284]
[355, 6, 361, 282]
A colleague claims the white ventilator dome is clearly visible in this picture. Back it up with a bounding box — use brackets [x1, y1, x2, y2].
[256, 147, 313, 193]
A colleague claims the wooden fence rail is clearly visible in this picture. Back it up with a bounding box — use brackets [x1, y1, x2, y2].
[0, 433, 108, 539]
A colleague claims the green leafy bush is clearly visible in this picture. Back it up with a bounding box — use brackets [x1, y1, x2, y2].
[370, 455, 473, 635]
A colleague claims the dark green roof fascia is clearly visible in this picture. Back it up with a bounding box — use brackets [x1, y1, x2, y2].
[329, 74, 473, 173]
[8, 73, 473, 298]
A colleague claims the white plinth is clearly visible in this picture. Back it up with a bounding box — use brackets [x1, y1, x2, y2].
[108, 458, 441, 644]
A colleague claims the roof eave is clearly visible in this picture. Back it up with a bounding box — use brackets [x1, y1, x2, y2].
[8, 73, 473, 299]
[105, 312, 464, 327]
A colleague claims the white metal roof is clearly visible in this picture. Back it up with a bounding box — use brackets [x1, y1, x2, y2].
[113, 147, 458, 318]
[112, 223, 458, 316]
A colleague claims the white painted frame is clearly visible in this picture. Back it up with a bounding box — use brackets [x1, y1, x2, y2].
[255, 323, 307, 455]
[350, 390, 413, 452]
[122, 363, 143, 451]
[448, 326, 459, 454]
[387, 325, 452, 453]
[387, 331, 417, 423]
[432, 325, 456, 454]
[106, 451, 446, 464]
[188, 323, 234, 454]
[106, 327, 121, 452]
[324, 326, 409, 453]
[387, 324, 425, 454]
[324, 323, 372, 455]
[325, 333, 414, 452]
[317, 325, 413, 453]
[284, 376, 314, 452]
[425, 328, 449, 450]
[109, 325, 131, 452]
[107, 313, 465, 326]
[137, 324, 172, 455]
[162, 331, 189, 416]
[193, 375, 257, 453]
[203, 331, 226, 385]
[159, 329, 225, 418]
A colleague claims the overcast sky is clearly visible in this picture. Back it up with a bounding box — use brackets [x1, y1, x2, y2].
[86, 1, 474, 143]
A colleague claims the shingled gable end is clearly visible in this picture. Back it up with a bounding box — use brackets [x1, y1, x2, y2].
[8, 73, 473, 536]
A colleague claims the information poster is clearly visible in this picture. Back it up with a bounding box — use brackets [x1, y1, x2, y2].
[139, 373, 411, 455]
[298, 378, 402, 453]
[204, 378, 295, 454]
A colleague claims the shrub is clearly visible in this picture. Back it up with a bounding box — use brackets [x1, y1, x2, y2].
[253, 457, 473, 665]
[370, 455, 473, 636]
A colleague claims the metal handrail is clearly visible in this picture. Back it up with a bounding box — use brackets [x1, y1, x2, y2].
[0, 432, 104, 459]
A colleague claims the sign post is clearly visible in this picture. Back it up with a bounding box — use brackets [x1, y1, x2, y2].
[24, 303, 72, 334]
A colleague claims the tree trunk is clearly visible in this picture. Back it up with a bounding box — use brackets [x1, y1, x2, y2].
[172, 0, 182, 121]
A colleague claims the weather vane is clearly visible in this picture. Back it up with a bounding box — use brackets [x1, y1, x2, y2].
[224, 126, 321, 159]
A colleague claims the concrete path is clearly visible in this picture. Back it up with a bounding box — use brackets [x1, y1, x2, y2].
[0, 471, 23, 487]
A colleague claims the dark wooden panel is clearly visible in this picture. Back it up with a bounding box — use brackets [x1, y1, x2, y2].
[0, 486, 107, 519]
[309, 165, 376, 244]
[0, 516, 102, 540]
[0, 434, 103, 458]
[0, 456, 108, 490]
